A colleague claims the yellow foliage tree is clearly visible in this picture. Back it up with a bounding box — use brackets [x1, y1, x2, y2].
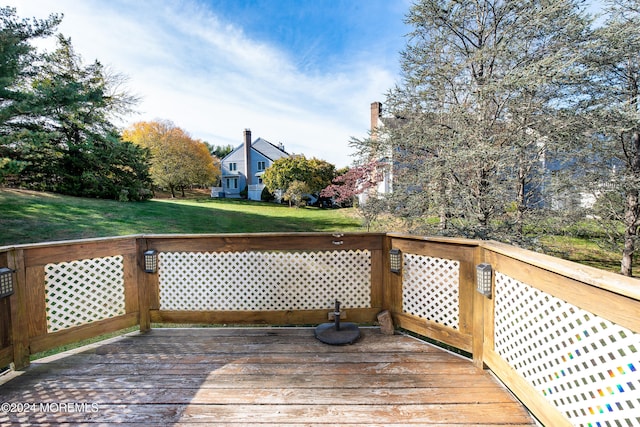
[122, 120, 219, 197]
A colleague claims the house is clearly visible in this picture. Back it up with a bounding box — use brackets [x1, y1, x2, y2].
[364, 101, 616, 212]
[212, 129, 289, 201]
[357, 102, 394, 206]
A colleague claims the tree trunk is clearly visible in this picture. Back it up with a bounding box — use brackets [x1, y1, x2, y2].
[438, 171, 448, 232]
[621, 129, 640, 276]
[621, 189, 638, 276]
[439, 207, 448, 232]
[516, 165, 526, 241]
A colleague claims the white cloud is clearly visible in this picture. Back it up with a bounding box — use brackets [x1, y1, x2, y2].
[5, 0, 405, 167]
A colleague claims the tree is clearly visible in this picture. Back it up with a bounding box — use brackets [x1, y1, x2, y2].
[321, 160, 387, 229]
[208, 143, 234, 159]
[366, 0, 589, 241]
[123, 120, 219, 197]
[306, 158, 337, 194]
[179, 137, 220, 194]
[13, 35, 149, 199]
[262, 155, 336, 204]
[321, 160, 383, 205]
[0, 7, 61, 181]
[0, 22, 150, 200]
[282, 180, 310, 207]
[579, 0, 640, 275]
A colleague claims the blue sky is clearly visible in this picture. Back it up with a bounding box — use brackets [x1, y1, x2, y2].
[6, 0, 411, 168]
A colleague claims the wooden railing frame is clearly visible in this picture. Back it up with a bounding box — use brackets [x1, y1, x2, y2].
[0, 232, 637, 427]
[143, 233, 386, 326]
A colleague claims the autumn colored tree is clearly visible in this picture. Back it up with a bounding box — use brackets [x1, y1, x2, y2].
[321, 160, 384, 205]
[123, 120, 219, 197]
[321, 160, 386, 229]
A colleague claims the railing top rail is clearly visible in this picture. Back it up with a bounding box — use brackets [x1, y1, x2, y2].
[0, 232, 388, 253]
[142, 232, 386, 239]
[387, 232, 482, 247]
[387, 233, 639, 300]
[0, 234, 144, 252]
[483, 240, 640, 301]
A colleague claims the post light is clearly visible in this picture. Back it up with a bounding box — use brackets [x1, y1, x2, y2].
[476, 263, 492, 298]
[0, 267, 15, 298]
[389, 249, 402, 274]
[143, 250, 158, 273]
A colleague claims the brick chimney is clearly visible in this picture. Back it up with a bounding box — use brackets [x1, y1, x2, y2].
[371, 101, 382, 140]
[243, 129, 252, 186]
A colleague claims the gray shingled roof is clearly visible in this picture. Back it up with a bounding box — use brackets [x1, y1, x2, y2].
[251, 138, 289, 161]
[221, 137, 289, 162]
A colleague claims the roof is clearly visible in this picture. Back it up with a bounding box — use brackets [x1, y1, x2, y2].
[221, 137, 289, 162]
[251, 138, 289, 161]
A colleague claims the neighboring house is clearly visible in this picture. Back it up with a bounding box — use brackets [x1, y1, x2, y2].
[213, 129, 289, 201]
[357, 102, 394, 206]
[364, 101, 617, 211]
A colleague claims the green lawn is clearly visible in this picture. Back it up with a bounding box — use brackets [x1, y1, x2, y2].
[1, 188, 636, 275]
[0, 189, 362, 246]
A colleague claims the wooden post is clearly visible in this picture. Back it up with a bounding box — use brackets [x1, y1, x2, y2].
[369, 235, 386, 320]
[382, 235, 402, 317]
[8, 249, 30, 369]
[137, 239, 152, 332]
[472, 246, 487, 369]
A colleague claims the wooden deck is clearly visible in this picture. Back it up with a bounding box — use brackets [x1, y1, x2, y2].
[0, 327, 536, 426]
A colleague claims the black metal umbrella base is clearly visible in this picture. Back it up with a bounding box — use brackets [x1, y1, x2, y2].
[314, 322, 360, 345]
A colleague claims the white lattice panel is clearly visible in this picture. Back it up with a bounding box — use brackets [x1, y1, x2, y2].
[158, 250, 371, 311]
[45, 256, 126, 332]
[402, 253, 460, 329]
[494, 272, 640, 427]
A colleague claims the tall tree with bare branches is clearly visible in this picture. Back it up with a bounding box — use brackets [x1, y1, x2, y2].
[364, 0, 590, 242]
[580, 0, 640, 275]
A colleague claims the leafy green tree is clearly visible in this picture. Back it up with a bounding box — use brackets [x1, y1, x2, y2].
[0, 7, 61, 182]
[283, 180, 310, 207]
[15, 35, 147, 199]
[263, 155, 310, 194]
[208, 143, 234, 159]
[263, 155, 336, 201]
[306, 158, 337, 194]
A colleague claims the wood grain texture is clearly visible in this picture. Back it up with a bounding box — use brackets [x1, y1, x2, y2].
[0, 327, 536, 426]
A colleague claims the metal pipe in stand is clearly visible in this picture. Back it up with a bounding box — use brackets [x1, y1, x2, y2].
[315, 300, 360, 345]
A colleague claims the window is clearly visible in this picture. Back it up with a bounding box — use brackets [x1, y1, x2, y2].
[229, 162, 237, 171]
[225, 178, 238, 189]
[257, 161, 266, 171]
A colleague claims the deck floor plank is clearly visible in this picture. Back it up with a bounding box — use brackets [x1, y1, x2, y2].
[0, 327, 537, 425]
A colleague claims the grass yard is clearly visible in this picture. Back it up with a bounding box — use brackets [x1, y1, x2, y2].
[0, 189, 362, 246]
[538, 234, 634, 273]
[0, 188, 636, 276]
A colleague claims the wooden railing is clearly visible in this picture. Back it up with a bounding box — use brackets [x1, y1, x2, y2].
[387, 233, 640, 427]
[0, 232, 637, 427]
